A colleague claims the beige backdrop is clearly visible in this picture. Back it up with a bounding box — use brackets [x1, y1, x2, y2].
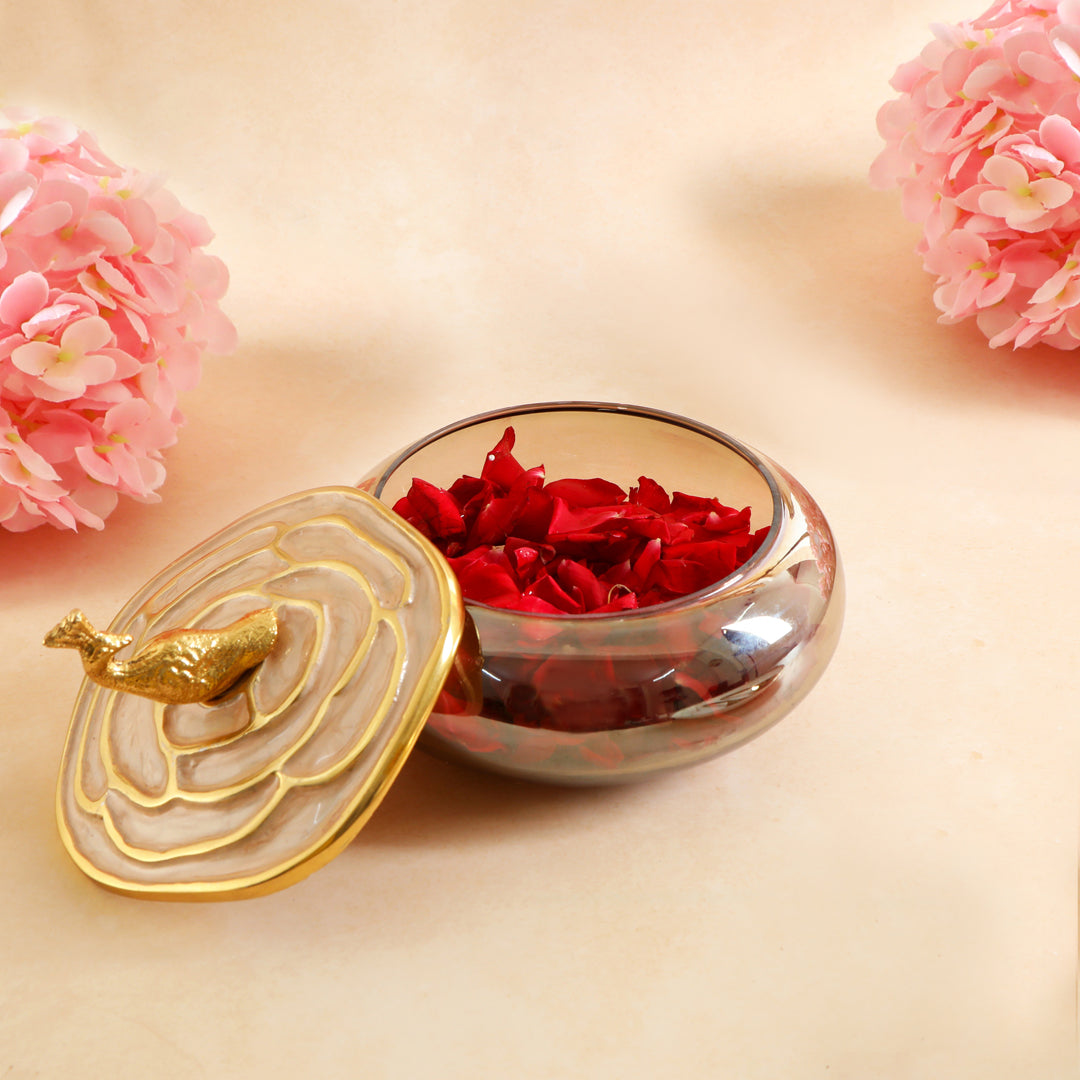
[1, 1, 1077, 1077]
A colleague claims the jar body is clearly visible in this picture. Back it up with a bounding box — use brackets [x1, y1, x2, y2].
[361, 403, 843, 784]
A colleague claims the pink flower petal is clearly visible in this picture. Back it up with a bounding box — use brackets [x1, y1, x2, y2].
[79, 210, 133, 253]
[69, 350, 116, 387]
[105, 397, 150, 428]
[121, 198, 158, 252]
[11, 340, 59, 377]
[1031, 261, 1080, 303]
[1040, 115, 1080, 169]
[982, 154, 1028, 190]
[196, 304, 238, 354]
[1017, 50, 1065, 83]
[119, 305, 150, 344]
[1052, 32, 1080, 79]
[31, 116, 78, 146]
[962, 59, 1010, 101]
[144, 226, 175, 265]
[22, 303, 82, 337]
[168, 209, 213, 247]
[978, 188, 1023, 220]
[0, 139, 28, 173]
[93, 257, 134, 294]
[60, 315, 112, 356]
[1029, 176, 1074, 211]
[99, 347, 142, 380]
[57, 494, 105, 530]
[35, 373, 89, 402]
[978, 270, 1016, 307]
[109, 445, 149, 493]
[65, 478, 118, 526]
[35, 178, 88, 217]
[1015, 143, 1063, 174]
[959, 101, 999, 139]
[74, 444, 116, 484]
[35, 497, 78, 530]
[187, 251, 229, 300]
[977, 112, 1012, 149]
[75, 271, 115, 309]
[0, 271, 49, 328]
[130, 262, 181, 313]
[16, 199, 73, 237]
[25, 415, 92, 463]
[0, 179, 34, 232]
[134, 456, 165, 496]
[75, 380, 131, 406]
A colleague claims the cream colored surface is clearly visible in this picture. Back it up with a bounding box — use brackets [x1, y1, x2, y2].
[1, 0, 1076, 1076]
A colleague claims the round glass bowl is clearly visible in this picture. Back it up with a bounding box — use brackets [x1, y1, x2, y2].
[360, 403, 843, 785]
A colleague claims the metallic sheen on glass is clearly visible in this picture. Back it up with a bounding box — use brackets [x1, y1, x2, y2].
[362, 402, 844, 785]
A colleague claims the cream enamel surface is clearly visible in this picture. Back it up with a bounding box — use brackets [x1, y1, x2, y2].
[2, 0, 1077, 1076]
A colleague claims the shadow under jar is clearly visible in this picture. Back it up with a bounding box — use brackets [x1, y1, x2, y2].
[360, 403, 843, 785]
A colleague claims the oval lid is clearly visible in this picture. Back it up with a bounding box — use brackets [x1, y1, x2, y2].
[55, 487, 464, 901]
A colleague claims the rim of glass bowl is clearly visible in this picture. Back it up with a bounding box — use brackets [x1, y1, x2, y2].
[371, 401, 784, 622]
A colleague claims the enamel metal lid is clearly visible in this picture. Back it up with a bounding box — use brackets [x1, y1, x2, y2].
[54, 487, 464, 901]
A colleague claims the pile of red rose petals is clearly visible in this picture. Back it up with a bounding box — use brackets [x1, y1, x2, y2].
[392, 426, 769, 614]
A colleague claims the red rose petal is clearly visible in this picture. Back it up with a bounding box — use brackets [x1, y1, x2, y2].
[448, 548, 521, 607]
[525, 571, 586, 614]
[670, 491, 722, 515]
[400, 477, 466, 540]
[508, 593, 567, 615]
[546, 497, 623, 536]
[654, 557, 717, 596]
[448, 475, 494, 529]
[631, 536, 663, 585]
[592, 591, 639, 613]
[698, 506, 752, 535]
[510, 485, 555, 542]
[509, 464, 546, 496]
[666, 539, 739, 577]
[544, 476, 626, 507]
[629, 476, 671, 513]
[467, 494, 520, 546]
[391, 493, 428, 535]
[554, 558, 609, 610]
[506, 541, 542, 578]
[481, 426, 527, 490]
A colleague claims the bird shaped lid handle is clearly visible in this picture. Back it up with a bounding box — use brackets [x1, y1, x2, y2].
[45, 607, 279, 706]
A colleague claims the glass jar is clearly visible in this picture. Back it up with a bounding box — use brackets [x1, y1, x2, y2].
[360, 402, 843, 784]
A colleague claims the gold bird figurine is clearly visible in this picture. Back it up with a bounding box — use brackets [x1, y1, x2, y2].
[44, 607, 278, 705]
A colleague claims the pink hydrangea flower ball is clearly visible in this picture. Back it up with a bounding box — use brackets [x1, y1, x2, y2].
[872, 0, 1080, 350]
[0, 110, 236, 531]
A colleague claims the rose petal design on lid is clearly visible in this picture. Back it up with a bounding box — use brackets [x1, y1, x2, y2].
[55, 488, 463, 900]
